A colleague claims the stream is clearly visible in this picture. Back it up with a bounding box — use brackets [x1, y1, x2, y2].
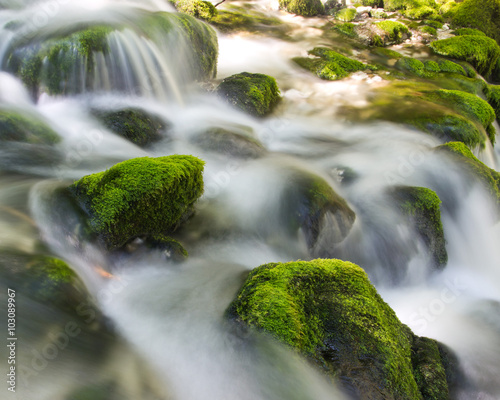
[0, 0, 500, 399]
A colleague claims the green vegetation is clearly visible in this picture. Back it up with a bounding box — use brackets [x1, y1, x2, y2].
[145, 234, 188, 261]
[376, 20, 410, 43]
[372, 47, 403, 59]
[69, 155, 205, 250]
[391, 186, 447, 268]
[227, 258, 451, 399]
[452, 28, 486, 37]
[333, 22, 357, 38]
[0, 109, 60, 144]
[217, 72, 281, 117]
[93, 108, 166, 147]
[395, 56, 426, 76]
[293, 47, 367, 81]
[335, 7, 357, 22]
[451, 0, 500, 43]
[279, 0, 325, 16]
[423, 19, 443, 29]
[484, 84, 500, 121]
[210, 7, 285, 35]
[424, 60, 441, 73]
[437, 142, 500, 207]
[420, 25, 437, 36]
[172, 0, 217, 20]
[429, 36, 500, 78]
[438, 60, 466, 76]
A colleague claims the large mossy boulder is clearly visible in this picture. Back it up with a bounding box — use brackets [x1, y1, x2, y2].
[451, 0, 500, 44]
[279, 0, 325, 17]
[390, 186, 448, 269]
[293, 47, 367, 81]
[429, 36, 500, 78]
[217, 72, 281, 117]
[436, 141, 500, 209]
[227, 259, 455, 399]
[92, 108, 167, 147]
[7, 13, 218, 97]
[0, 109, 60, 144]
[68, 155, 205, 250]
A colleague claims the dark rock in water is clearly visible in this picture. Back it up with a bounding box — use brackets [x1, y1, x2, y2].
[390, 186, 448, 269]
[92, 108, 167, 147]
[282, 172, 355, 254]
[227, 258, 458, 399]
[193, 127, 266, 159]
[279, 0, 325, 17]
[217, 72, 281, 117]
[0, 109, 60, 144]
[144, 234, 188, 262]
[68, 155, 205, 250]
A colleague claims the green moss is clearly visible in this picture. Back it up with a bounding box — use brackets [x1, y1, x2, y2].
[421, 25, 437, 36]
[335, 7, 357, 21]
[279, 0, 325, 16]
[412, 337, 449, 399]
[372, 34, 385, 47]
[227, 259, 439, 399]
[439, 0, 457, 17]
[435, 74, 485, 94]
[293, 47, 367, 81]
[456, 61, 477, 78]
[429, 36, 500, 78]
[437, 142, 500, 206]
[333, 22, 357, 38]
[423, 19, 443, 29]
[93, 108, 166, 147]
[395, 56, 426, 76]
[217, 72, 281, 117]
[404, 5, 439, 20]
[391, 186, 447, 268]
[173, 0, 217, 20]
[0, 109, 60, 144]
[210, 8, 285, 35]
[484, 84, 500, 121]
[145, 234, 188, 261]
[361, 0, 383, 6]
[372, 47, 403, 59]
[68, 155, 205, 250]
[452, 28, 487, 37]
[451, 0, 500, 44]
[437, 60, 466, 75]
[376, 20, 410, 43]
[424, 60, 441, 73]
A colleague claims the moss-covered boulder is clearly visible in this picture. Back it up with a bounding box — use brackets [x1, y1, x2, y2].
[68, 155, 205, 250]
[436, 141, 500, 208]
[293, 47, 367, 81]
[172, 0, 217, 21]
[92, 108, 167, 147]
[227, 259, 454, 399]
[452, 28, 487, 37]
[395, 56, 426, 76]
[217, 72, 281, 117]
[484, 84, 500, 122]
[335, 7, 357, 22]
[390, 186, 447, 269]
[371, 47, 403, 60]
[0, 109, 60, 144]
[429, 36, 500, 78]
[193, 127, 266, 158]
[376, 20, 411, 44]
[451, 0, 500, 44]
[279, 0, 325, 17]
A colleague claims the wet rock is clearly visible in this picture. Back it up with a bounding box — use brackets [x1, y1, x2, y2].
[68, 155, 205, 250]
[171, 0, 217, 21]
[217, 72, 281, 117]
[227, 258, 456, 400]
[279, 0, 325, 17]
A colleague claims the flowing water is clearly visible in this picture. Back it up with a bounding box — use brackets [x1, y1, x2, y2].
[0, 0, 500, 399]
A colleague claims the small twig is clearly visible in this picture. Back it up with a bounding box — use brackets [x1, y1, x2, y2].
[214, 0, 226, 7]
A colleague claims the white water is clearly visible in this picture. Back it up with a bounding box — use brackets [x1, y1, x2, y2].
[1, 0, 500, 399]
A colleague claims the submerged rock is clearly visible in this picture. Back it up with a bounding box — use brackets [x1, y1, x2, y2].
[68, 155, 205, 250]
[293, 47, 367, 81]
[92, 108, 167, 147]
[279, 0, 325, 17]
[390, 186, 448, 269]
[217, 72, 281, 117]
[227, 258, 456, 399]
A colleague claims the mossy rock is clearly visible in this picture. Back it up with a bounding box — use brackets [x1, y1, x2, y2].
[423, 19, 443, 30]
[371, 47, 403, 60]
[437, 60, 466, 76]
[68, 155, 205, 250]
[0, 109, 60, 144]
[376, 20, 411, 44]
[217, 72, 281, 117]
[420, 25, 437, 36]
[452, 28, 487, 37]
[92, 108, 167, 147]
[333, 22, 357, 38]
[432, 73, 485, 95]
[436, 141, 500, 208]
[209, 7, 286, 35]
[404, 5, 440, 20]
[484, 84, 500, 122]
[335, 7, 357, 22]
[424, 60, 441, 73]
[193, 127, 266, 158]
[279, 0, 325, 17]
[227, 258, 453, 399]
[144, 234, 188, 262]
[429, 35, 500, 78]
[172, 0, 217, 21]
[281, 172, 356, 253]
[395, 56, 426, 76]
[293, 47, 367, 81]
[451, 0, 500, 44]
[390, 186, 448, 269]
